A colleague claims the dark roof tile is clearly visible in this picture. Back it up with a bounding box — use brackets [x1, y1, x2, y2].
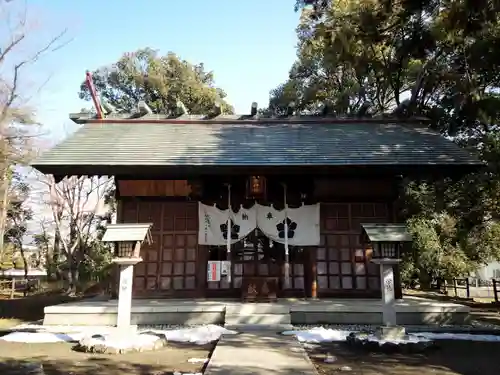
[32, 122, 479, 170]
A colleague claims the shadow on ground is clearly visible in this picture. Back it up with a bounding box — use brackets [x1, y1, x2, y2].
[0, 358, 176, 375]
[0, 341, 214, 375]
[307, 339, 500, 375]
[0, 293, 82, 324]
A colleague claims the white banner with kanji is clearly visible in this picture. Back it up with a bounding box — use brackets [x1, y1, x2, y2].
[198, 203, 257, 245]
[198, 202, 320, 246]
[255, 203, 320, 246]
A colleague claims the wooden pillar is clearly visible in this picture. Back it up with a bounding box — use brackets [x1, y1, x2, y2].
[308, 247, 318, 298]
[389, 181, 403, 300]
[111, 199, 125, 299]
[196, 245, 208, 298]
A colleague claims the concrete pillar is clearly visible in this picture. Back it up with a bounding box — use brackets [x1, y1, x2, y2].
[380, 262, 397, 326]
[112, 257, 142, 330]
[117, 263, 134, 329]
[372, 258, 401, 327]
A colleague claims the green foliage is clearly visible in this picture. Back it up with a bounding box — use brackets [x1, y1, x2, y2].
[13, 256, 25, 270]
[0, 244, 14, 270]
[78, 240, 113, 283]
[79, 48, 234, 115]
[399, 145, 500, 285]
[283, 1, 500, 286]
[3, 172, 32, 274]
[279, 0, 500, 136]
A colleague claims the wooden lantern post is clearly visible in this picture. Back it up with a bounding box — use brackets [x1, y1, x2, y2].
[102, 223, 153, 331]
[361, 223, 412, 339]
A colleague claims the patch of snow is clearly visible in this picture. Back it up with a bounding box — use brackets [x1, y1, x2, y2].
[187, 358, 209, 364]
[1, 324, 236, 345]
[150, 324, 237, 345]
[283, 326, 352, 343]
[283, 326, 500, 344]
[324, 354, 337, 363]
[81, 333, 161, 351]
[364, 334, 430, 345]
[0, 331, 81, 343]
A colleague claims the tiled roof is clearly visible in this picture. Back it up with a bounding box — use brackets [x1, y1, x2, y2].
[361, 223, 412, 242]
[32, 121, 480, 172]
[101, 223, 153, 243]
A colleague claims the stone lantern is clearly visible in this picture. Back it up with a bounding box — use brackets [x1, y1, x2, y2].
[102, 223, 153, 330]
[361, 223, 412, 340]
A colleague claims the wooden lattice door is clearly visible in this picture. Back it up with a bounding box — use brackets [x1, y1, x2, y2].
[122, 200, 198, 297]
[317, 203, 388, 296]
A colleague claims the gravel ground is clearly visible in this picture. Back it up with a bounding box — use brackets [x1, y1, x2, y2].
[291, 321, 500, 334]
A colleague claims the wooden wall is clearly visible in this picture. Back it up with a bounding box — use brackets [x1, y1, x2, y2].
[118, 180, 192, 197]
[115, 176, 398, 298]
[116, 177, 395, 201]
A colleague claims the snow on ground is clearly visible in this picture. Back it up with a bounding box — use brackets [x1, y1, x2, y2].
[0, 324, 237, 345]
[4, 324, 500, 346]
[282, 326, 500, 344]
[80, 332, 162, 351]
[187, 358, 209, 364]
[0, 331, 82, 343]
[148, 324, 237, 345]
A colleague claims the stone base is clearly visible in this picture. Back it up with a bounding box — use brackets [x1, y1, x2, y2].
[76, 329, 167, 354]
[346, 331, 437, 354]
[375, 326, 406, 340]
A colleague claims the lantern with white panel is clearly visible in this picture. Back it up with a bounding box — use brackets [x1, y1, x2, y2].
[102, 223, 153, 331]
[361, 223, 412, 340]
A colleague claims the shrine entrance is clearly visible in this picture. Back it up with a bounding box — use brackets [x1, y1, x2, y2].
[205, 228, 307, 301]
[234, 229, 282, 301]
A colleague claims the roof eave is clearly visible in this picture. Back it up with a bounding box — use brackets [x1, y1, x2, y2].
[69, 112, 433, 125]
[31, 163, 484, 182]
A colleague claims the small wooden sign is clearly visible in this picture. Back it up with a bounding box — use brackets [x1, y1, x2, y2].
[207, 261, 221, 282]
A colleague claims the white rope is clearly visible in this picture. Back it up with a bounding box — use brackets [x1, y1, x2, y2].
[226, 184, 231, 283]
[283, 183, 290, 289]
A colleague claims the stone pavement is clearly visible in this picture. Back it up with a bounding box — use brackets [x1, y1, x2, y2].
[204, 332, 318, 375]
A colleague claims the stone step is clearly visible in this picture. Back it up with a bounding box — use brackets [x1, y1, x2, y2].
[204, 332, 318, 375]
[224, 323, 293, 332]
[225, 304, 290, 315]
[225, 313, 291, 325]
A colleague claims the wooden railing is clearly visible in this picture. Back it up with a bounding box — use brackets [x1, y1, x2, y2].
[440, 277, 500, 303]
[0, 278, 40, 299]
[493, 279, 500, 303]
[447, 278, 471, 298]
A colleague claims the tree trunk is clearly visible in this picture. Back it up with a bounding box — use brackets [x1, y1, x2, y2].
[19, 244, 29, 296]
[71, 266, 80, 294]
[0, 171, 10, 257]
[64, 251, 73, 294]
[418, 268, 433, 290]
[53, 231, 62, 280]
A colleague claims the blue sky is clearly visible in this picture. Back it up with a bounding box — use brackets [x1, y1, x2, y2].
[18, 0, 300, 141]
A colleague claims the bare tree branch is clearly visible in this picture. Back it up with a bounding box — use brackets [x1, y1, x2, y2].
[35, 172, 114, 293]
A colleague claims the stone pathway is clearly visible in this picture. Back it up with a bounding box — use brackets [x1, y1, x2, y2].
[204, 332, 317, 375]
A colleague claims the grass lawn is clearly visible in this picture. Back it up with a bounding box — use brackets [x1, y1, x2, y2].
[0, 340, 215, 375]
[307, 340, 500, 375]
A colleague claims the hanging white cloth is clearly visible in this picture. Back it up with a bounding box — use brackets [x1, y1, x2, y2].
[198, 203, 257, 246]
[198, 202, 320, 246]
[255, 203, 321, 246]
